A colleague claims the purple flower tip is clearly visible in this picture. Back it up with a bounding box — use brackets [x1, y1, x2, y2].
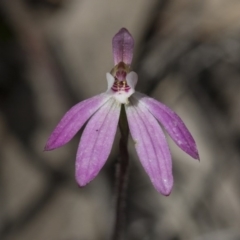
[44, 145, 51, 151]
[44, 143, 56, 151]
[112, 28, 134, 66]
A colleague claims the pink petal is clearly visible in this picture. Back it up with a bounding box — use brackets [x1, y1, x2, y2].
[134, 92, 199, 160]
[125, 99, 173, 195]
[76, 98, 120, 186]
[45, 94, 111, 151]
[112, 28, 134, 65]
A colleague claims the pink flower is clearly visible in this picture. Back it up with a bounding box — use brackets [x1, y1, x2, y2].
[45, 28, 199, 196]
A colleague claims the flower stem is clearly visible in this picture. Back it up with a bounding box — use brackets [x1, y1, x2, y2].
[112, 105, 129, 240]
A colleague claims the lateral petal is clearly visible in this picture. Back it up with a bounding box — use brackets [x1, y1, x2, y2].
[133, 92, 199, 160]
[45, 94, 111, 151]
[125, 98, 173, 196]
[76, 99, 120, 186]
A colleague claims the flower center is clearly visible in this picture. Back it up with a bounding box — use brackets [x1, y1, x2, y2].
[111, 62, 130, 93]
[111, 79, 131, 93]
[106, 62, 137, 104]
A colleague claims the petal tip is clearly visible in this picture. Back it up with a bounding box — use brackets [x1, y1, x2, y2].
[43, 146, 49, 152]
[75, 173, 91, 188]
[190, 147, 200, 161]
[163, 190, 172, 197]
[117, 27, 130, 34]
[44, 142, 54, 151]
[152, 177, 173, 196]
[44, 138, 63, 151]
[157, 185, 173, 196]
[195, 152, 200, 161]
[115, 28, 132, 39]
[76, 181, 87, 188]
[162, 183, 173, 196]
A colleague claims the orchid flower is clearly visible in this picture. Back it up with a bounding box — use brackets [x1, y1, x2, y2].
[45, 28, 199, 196]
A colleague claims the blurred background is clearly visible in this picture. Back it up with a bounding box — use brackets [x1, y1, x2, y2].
[1, 0, 240, 239]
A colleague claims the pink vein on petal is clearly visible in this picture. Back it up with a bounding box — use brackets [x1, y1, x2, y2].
[76, 99, 120, 186]
[125, 98, 173, 195]
[45, 94, 111, 151]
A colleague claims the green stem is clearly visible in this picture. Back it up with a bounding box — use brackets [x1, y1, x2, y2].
[112, 105, 129, 240]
